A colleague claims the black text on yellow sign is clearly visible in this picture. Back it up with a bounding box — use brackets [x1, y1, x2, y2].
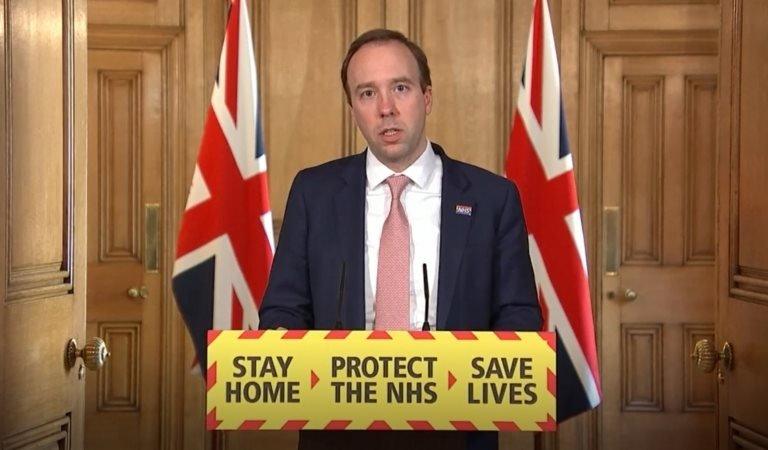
[206, 330, 556, 431]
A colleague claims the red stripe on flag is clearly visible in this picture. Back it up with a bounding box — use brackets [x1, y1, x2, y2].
[238, 420, 265, 430]
[407, 421, 434, 431]
[207, 330, 223, 345]
[530, 0, 544, 124]
[282, 330, 308, 339]
[324, 420, 352, 430]
[367, 331, 392, 340]
[451, 421, 477, 431]
[324, 330, 351, 339]
[206, 362, 217, 392]
[494, 421, 521, 432]
[206, 408, 222, 430]
[282, 420, 309, 431]
[451, 331, 477, 340]
[175, 108, 273, 310]
[367, 421, 391, 430]
[493, 331, 521, 340]
[408, 331, 435, 340]
[239, 330, 266, 339]
[224, 0, 240, 122]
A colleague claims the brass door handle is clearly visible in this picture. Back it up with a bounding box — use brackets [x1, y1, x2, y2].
[691, 339, 733, 373]
[127, 286, 149, 299]
[607, 288, 638, 301]
[65, 337, 110, 371]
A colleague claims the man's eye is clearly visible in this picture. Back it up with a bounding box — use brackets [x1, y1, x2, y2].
[360, 90, 375, 98]
[395, 84, 409, 93]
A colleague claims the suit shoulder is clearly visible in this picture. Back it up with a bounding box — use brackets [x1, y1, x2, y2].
[292, 152, 363, 186]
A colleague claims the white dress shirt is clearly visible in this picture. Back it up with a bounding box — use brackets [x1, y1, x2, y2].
[364, 141, 442, 330]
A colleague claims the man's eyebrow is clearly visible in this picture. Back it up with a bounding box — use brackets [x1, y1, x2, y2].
[354, 77, 416, 92]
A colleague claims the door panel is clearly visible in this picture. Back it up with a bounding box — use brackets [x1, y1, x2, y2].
[1, 0, 87, 447]
[718, 1, 768, 447]
[601, 54, 718, 450]
[85, 48, 163, 449]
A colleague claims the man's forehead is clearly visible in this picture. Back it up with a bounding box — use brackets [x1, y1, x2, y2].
[347, 40, 419, 79]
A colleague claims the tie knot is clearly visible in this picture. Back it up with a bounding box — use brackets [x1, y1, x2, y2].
[386, 175, 410, 200]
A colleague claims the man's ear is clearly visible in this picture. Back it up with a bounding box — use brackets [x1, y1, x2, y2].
[424, 85, 433, 115]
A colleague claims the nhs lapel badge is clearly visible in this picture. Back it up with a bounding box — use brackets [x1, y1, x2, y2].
[455, 204, 473, 217]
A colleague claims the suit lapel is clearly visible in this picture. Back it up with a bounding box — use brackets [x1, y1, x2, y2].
[434, 145, 474, 329]
[333, 152, 367, 329]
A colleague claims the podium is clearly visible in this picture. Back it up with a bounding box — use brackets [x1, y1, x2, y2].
[206, 330, 556, 434]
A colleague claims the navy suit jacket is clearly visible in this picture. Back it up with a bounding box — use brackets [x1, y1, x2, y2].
[259, 144, 541, 450]
[261, 143, 540, 332]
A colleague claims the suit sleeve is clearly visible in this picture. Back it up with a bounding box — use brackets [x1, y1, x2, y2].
[491, 182, 542, 331]
[259, 171, 314, 329]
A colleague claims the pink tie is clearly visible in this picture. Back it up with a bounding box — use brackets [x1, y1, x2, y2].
[374, 175, 411, 330]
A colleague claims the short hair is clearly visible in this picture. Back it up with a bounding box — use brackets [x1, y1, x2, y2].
[341, 28, 432, 105]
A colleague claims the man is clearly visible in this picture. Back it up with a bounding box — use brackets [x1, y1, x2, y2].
[260, 29, 541, 450]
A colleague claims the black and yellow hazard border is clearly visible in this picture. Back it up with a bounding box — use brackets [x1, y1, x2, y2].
[206, 330, 556, 431]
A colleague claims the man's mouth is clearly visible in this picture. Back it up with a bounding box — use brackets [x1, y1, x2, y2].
[380, 127, 401, 137]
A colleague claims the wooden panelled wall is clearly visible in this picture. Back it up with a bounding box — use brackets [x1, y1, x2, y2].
[1, 0, 88, 447]
[85, 0, 721, 449]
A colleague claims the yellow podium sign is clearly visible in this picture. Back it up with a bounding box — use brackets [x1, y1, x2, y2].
[206, 330, 556, 431]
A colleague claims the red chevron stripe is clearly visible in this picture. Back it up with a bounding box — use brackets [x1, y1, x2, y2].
[367, 420, 391, 430]
[539, 331, 556, 350]
[206, 362, 217, 392]
[207, 330, 223, 345]
[408, 331, 435, 339]
[367, 331, 392, 340]
[238, 420, 265, 430]
[281, 420, 309, 430]
[282, 330, 308, 339]
[451, 331, 477, 340]
[548, 368, 556, 397]
[537, 414, 556, 431]
[493, 331, 521, 340]
[494, 421, 521, 431]
[239, 330, 266, 339]
[407, 420, 434, 431]
[324, 420, 352, 430]
[324, 330, 351, 339]
[206, 408, 222, 430]
[450, 421, 477, 431]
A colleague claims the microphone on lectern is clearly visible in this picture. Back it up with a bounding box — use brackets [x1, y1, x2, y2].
[421, 263, 430, 331]
[334, 261, 347, 330]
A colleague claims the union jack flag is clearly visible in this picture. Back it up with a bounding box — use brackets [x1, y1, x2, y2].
[172, 0, 274, 374]
[505, 0, 602, 421]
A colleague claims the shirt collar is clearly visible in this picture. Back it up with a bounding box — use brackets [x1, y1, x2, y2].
[366, 140, 438, 189]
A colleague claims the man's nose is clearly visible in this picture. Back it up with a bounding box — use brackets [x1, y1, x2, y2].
[377, 92, 397, 117]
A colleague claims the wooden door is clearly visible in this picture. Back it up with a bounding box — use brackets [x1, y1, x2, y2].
[716, 1, 768, 448]
[601, 53, 718, 449]
[84, 47, 164, 449]
[0, 0, 88, 448]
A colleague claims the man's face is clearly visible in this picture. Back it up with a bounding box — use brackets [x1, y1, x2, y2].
[345, 40, 432, 172]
